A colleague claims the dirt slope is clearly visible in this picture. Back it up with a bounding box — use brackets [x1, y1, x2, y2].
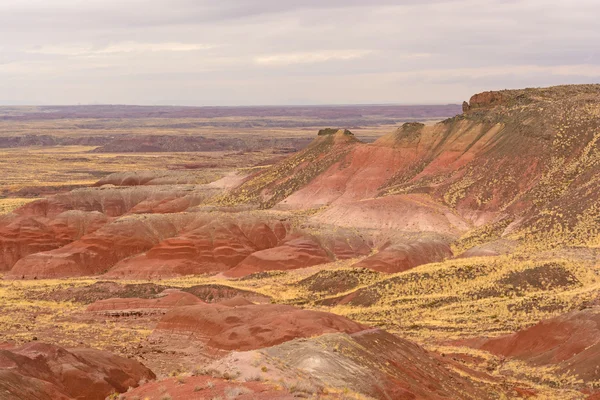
[0, 342, 154, 400]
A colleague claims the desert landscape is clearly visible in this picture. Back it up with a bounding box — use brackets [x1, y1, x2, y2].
[0, 84, 599, 399]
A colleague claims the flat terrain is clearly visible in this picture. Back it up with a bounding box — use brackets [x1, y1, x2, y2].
[0, 104, 458, 212]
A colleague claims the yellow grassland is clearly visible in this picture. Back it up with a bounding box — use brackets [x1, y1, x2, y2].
[0, 250, 598, 396]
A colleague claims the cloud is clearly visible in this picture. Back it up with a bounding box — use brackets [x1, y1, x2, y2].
[0, 0, 599, 105]
[254, 50, 372, 66]
[27, 42, 214, 57]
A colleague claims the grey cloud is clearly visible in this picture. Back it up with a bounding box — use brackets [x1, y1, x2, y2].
[0, 0, 599, 105]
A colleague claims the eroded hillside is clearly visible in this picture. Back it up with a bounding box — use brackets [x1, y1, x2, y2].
[1, 85, 599, 399]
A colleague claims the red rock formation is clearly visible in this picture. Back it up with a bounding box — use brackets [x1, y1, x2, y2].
[209, 329, 501, 400]
[223, 236, 329, 278]
[468, 91, 505, 109]
[106, 218, 370, 279]
[0, 211, 107, 271]
[104, 217, 289, 279]
[475, 308, 600, 382]
[4, 209, 371, 279]
[14, 186, 206, 218]
[154, 303, 367, 351]
[0, 342, 155, 400]
[6, 214, 183, 278]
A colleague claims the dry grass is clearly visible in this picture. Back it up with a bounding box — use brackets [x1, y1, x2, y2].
[0, 251, 597, 397]
[327, 256, 599, 340]
[0, 198, 37, 214]
[0, 146, 250, 196]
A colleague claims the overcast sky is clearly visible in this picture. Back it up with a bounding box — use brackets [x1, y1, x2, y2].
[1, 0, 599, 105]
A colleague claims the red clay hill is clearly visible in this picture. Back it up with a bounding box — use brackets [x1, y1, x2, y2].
[153, 302, 368, 351]
[472, 307, 600, 384]
[0, 342, 154, 400]
[1, 85, 599, 279]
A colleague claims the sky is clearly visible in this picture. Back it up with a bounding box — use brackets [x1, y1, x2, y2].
[0, 0, 599, 106]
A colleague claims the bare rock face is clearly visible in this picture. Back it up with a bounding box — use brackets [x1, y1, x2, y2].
[0, 342, 155, 400]
[462, 100, 470, 113]
[468, 90, 505, 109]
[153, 303, 368, 351]
[317, 128, 353, 136]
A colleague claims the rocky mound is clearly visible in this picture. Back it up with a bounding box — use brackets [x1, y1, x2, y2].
[86, 291, 203, 313]
[216, 295, 255, 307]
[220, 129, 361, 209]
[0, 342, 155, 400]
[206, 329, 500, 400]
[277, 132, 429, 209]
[222, 232, 371, 278]
[182, 284, 271, 304]
[13, 186, 207, 218]
[153, 303, 367, 351]
[475, 307, 600, 382]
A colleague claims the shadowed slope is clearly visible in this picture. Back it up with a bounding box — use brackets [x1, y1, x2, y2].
[0, 342, 155, 400]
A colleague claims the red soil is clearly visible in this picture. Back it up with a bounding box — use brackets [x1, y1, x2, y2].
[4, 209, 371, 279]
[125, 375, 296, 399]
[6, 214, 183, 278]
[104, 217, 288, 279]
[217, 295, 256, 307]
[276, 144, 416, 209]
[476, 308, 600, 382]
[14, 185, 215, 219]
[223, 234, 370, 278]
[154, 303, 367, 351]
[0, 211, 107, 271]
[86, 291, 203, 312]
[351, 239, 452, 273]
[105, 218, 370, 279]
[311, 194, 470, 235]
[0, 342, 154, 400]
